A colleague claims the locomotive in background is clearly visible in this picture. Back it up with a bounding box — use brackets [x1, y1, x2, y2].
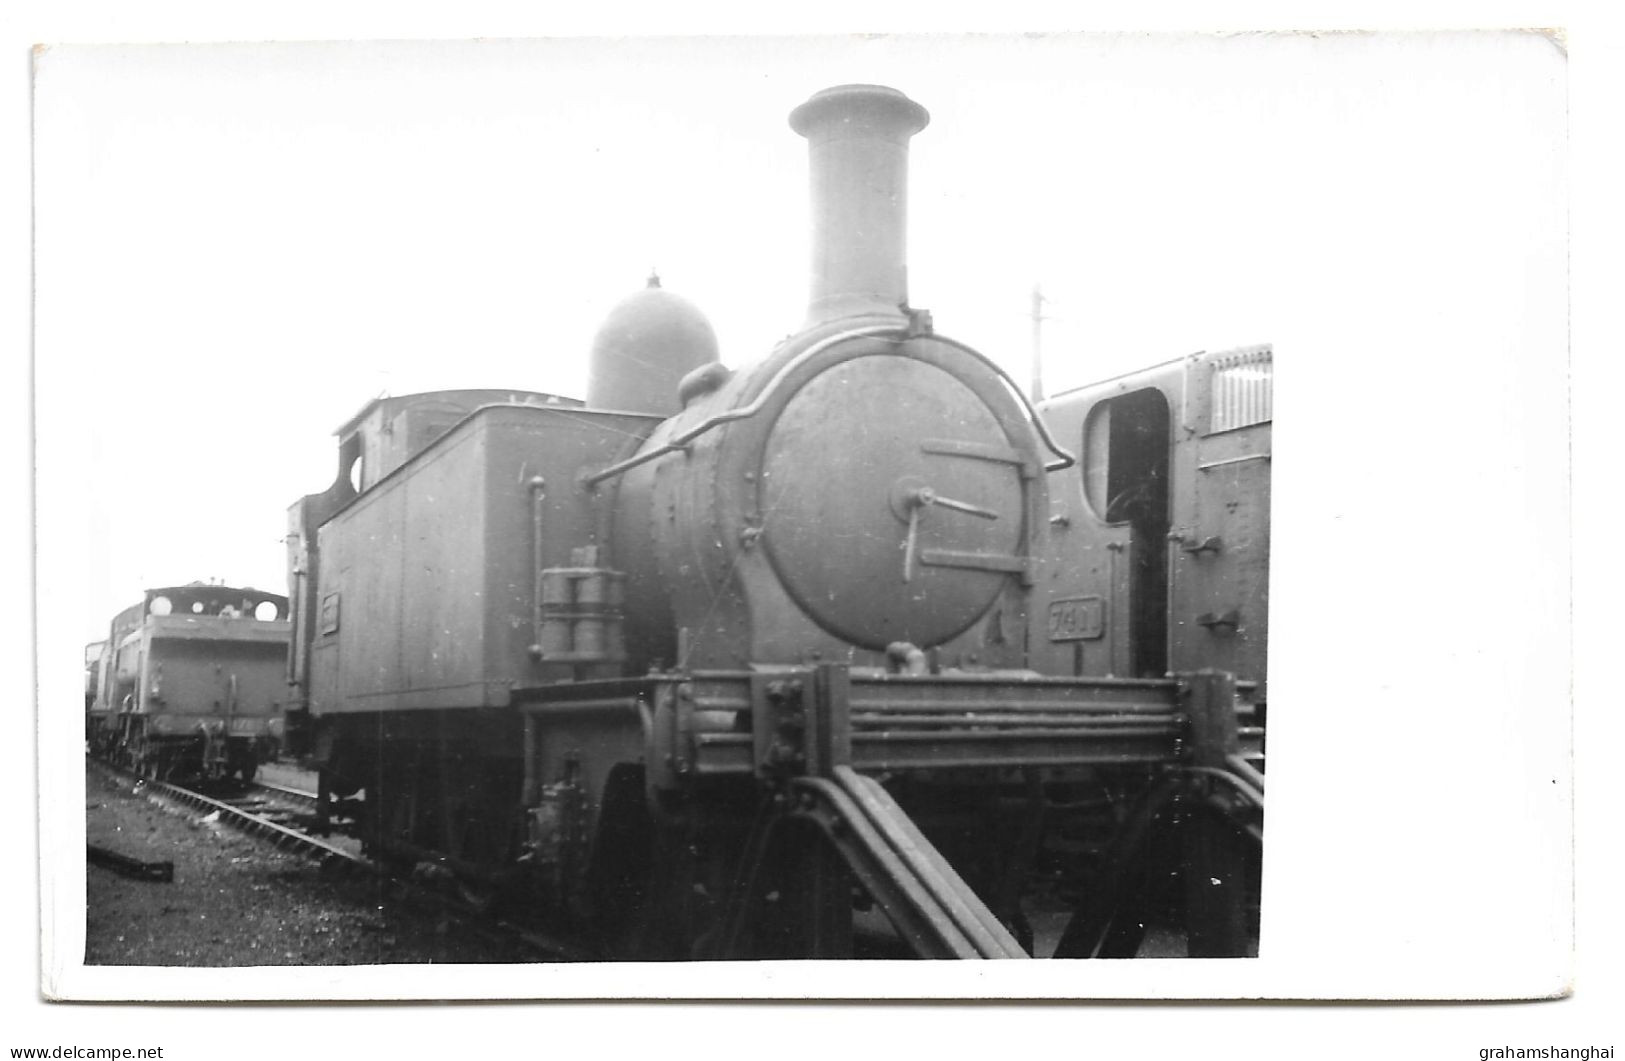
[86, 583, 291, 782]
[1035, 345, 1271, 701]
[283, 84, 1269, 960]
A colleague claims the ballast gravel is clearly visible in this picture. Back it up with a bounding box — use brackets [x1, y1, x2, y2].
[84, 762, 536, 967]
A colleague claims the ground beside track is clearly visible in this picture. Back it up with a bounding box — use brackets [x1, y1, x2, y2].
[84, 762, 537, 967]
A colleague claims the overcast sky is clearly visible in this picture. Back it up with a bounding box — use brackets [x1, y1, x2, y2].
[36, 32, 1564, 642]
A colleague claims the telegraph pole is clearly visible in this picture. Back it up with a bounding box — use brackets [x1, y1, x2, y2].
[1029, 284, 1047, 403]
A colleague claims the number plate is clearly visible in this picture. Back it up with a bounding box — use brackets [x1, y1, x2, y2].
[320, 592, 340, 635]
[1047, 596, 1105, 641]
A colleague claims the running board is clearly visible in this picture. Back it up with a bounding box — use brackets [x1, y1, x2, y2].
[786, 766, 1028, 959]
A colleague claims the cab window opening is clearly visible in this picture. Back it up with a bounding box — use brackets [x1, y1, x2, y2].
[1081, 387, 1171, 678]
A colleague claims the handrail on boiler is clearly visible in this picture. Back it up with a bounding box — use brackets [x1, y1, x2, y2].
[582, 323, 1075, 488]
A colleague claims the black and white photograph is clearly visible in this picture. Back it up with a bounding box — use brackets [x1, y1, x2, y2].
[14, 7, 1617, 1056]
[61, 57, 1275, 975]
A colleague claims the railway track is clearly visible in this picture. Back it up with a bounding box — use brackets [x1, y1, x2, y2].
[247, 777, 320, 813]
[88, 757, 591, 962]
[96, 762, 368, 874]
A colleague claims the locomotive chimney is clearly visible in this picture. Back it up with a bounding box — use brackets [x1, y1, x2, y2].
[790, 84, 930, 325]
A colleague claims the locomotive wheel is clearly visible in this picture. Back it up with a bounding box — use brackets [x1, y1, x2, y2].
[582, 765, 655, 952]
[1052, 777, 1260, 958]
[1178, 799, 1261, 958]
[1051, 777, 1183, 958]
[727, 817, 855, 960]
[226, 742, 259, 783]
[600, 783, 764, 960]
[131, 737, 158, 780]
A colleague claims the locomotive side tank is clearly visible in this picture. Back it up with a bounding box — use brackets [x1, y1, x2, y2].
[283, 389, 592, 744]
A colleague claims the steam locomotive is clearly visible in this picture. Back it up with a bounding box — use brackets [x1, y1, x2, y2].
[86, 583, 292, 782]
[282, 84, 1269, 960]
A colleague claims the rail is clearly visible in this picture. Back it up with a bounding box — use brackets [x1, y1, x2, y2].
[142, 775, 367, 873]
[89, 758, 590, 961]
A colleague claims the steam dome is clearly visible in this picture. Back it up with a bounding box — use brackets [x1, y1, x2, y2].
[586, 274, 719, 416]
